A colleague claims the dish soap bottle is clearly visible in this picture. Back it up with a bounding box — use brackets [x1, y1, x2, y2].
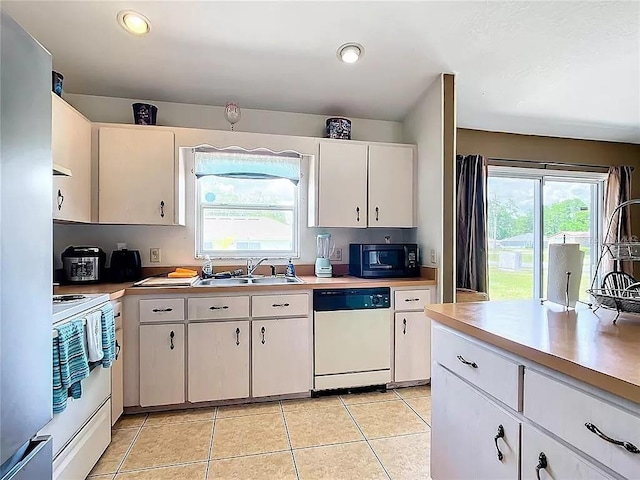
[285, 258, 296, 277]
[202, 255, 213, 278]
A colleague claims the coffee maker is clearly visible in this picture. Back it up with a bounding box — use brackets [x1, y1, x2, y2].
[315, 233, 334, 278]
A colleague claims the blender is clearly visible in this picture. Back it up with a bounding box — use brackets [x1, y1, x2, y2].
[315, 233, 334, 278]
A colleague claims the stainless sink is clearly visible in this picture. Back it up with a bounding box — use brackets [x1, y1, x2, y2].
[250, 277, 304, 285]
[196, 276, 304, 286]
[196, 278, 251, 286]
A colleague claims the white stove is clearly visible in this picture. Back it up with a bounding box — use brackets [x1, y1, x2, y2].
[52, 293, 110, 323]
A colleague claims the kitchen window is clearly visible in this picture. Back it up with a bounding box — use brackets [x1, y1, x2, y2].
[487, 167, 606, 301]
[194, 147, 301, 258]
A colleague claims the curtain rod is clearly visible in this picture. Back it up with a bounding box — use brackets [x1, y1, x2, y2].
[487, 157, 634, 172]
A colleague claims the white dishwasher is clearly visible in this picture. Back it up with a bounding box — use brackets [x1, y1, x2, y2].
[314, 287, 392, 390]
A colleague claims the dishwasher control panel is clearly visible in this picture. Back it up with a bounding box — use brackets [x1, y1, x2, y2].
[313, 287, 391, 311]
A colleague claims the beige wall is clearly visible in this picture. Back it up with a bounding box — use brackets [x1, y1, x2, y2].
[457, 128, 640, 171]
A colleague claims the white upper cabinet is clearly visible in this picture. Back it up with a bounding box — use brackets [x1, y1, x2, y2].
[315, 140, 368, 228]
[98, 126, 175, 225]
[368, 144, 415, 227]
[309, 140, 415, 228]
[52, 94, 92, 222]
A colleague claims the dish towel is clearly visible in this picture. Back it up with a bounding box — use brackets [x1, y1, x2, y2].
[85, 310, 104, 362]
[53, 319, 90, 414]
[100, 303, 116, 368]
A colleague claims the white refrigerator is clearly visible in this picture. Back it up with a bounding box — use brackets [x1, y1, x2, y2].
[0, 10, 54, 480]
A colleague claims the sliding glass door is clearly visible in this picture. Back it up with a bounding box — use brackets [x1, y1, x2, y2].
[487, 176, 539, 300]
[487, 168, 604, 301]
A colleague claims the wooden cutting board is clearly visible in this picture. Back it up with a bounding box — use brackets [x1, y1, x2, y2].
[134, 276, 199, 287]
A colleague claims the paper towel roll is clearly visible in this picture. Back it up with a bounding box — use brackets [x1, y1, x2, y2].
[547, 243, 585, 308]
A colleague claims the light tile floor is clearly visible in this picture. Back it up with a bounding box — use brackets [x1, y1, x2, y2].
[88, 386, 431, 480]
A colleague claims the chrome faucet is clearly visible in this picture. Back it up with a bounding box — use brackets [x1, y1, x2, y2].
[246, 257, 269, 277]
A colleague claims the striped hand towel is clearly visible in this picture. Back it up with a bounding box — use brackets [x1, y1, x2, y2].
[53, 319, 90, 414]
[100, 303, 116, 368]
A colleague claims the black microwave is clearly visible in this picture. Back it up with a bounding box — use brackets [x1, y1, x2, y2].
[349, 244, 420, 278]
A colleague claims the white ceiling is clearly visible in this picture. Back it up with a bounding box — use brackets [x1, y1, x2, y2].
[3, 1, 639, 143]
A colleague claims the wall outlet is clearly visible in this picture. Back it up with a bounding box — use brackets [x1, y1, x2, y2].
[150, 247, 161, 263]
[330, 247, 342, 262]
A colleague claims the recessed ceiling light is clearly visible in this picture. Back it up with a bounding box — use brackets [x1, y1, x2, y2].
[337, 43, 364, 64]
[117, 10, 151, 36]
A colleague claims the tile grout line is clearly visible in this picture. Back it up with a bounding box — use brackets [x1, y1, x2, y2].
[204, 407, 218, 480]
[112, 413, 148, 476]
[279, 400, 301, 480]
[339, 396, 392, 480]
[398, 394, 431, 428]
[110, 459, 209, 475]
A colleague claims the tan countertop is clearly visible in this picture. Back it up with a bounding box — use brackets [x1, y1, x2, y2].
[54, 275, 436, 300]
[425, 300, 640, 404]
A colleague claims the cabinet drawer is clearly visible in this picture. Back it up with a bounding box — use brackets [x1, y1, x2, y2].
[524, 369, 640, 479]
[522, 423, 614, 480]
[188, 296, 250, 320]
[394, 289, 433, 310]
[139, 298, 184, 323]
[432, 325, 523, 410]
[252, 293, 309, 318]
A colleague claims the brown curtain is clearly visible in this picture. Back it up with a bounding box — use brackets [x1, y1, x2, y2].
[456, 154, 488, 293]
[603, 166, 633, 275]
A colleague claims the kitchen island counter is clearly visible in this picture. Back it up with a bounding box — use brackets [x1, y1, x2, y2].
[426, 300, 640, 403]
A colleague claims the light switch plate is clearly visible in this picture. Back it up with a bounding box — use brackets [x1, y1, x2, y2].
[150, 247, 161, 263]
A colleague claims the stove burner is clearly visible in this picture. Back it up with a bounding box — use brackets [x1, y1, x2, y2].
[53, 294, 87, 303]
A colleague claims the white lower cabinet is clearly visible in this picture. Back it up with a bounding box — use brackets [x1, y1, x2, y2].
[394, 312, 430, 382]
[139, 324, 185, 407]
[252, 317, 311, 397]
[522, 424, 613, 480]
[432, 363, 521, 480]
[188, 321, 250, 402]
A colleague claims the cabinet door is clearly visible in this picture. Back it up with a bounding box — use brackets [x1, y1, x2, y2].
[431, 363, 520, 480]
[252, 317, 311, 397]
[139, 324, 184, 406]
[188, 321, 249, 403]
[111, 326, 124, 425]
[394, 312, 430, 382]
[368, 144, 414, 227]
[99, 127, 175, 224]
[52, 94, 92, 222]
[317, 141, 367, 227]
[522, 424, 613, 480]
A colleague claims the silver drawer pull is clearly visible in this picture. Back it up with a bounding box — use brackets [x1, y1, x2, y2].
[152, 308, 173, 313]
[585, 423, 640, 454]
[404, 298, 420, 302]
[272, 303, 290, 308]
[457, 355, 478, 368]
[210, 305, 229, 310]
